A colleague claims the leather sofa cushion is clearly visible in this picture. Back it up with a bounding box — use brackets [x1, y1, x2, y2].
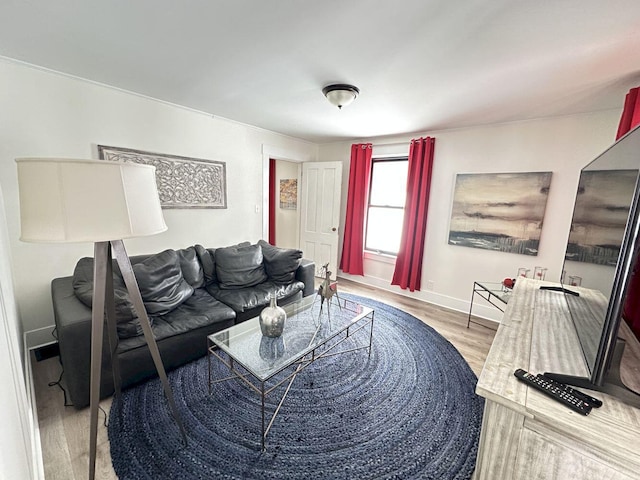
[116, 318, 146, 339]
[72, 257, 136, 322]
[194, 242, 250, 286]
[117, 289, 236, 352]
[257, 240, 303, 284]
[132, 249, 194, 315]
[207, 280, 304, 313]
[176, 246, 204, 288]
[195, 244, 217, 285]
[215, 243, 268, 289]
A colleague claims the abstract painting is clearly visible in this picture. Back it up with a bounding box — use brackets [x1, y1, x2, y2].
[98, 145, 227, 209]
[565, 169, 638, 266]
[279, 179, 297, 210]
[448, 172, 552, 256]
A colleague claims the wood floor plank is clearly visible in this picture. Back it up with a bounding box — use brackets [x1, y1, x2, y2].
[32, 279, 496, 478]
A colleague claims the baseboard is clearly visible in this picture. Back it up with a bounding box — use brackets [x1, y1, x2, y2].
[24, 325, 57, 350]
[337, 273, 503, 324]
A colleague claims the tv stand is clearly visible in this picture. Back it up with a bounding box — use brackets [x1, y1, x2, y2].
[474, 279, 640, 480]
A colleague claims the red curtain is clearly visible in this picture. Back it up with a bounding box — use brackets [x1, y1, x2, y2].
[391, 137, 436, 292]
[618, 87, 640, 338]
[339, 143, 372, 275]
[616, 87, 640, 141]
[268, 158, 276, 245]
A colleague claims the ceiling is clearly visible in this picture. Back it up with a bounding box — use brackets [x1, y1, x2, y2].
[1, 1, 640, 143]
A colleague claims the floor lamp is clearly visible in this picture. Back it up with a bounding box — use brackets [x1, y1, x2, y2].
[16, 158, 187, 480]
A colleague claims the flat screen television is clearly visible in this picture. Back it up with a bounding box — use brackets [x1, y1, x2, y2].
[545, 124, 640, 407]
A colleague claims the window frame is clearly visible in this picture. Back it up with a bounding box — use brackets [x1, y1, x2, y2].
[364, 156, 409, 256]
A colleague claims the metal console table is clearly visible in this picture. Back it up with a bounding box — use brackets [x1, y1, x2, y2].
[467, 281, 511, 329]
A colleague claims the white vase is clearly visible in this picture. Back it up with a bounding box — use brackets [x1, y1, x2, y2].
[259, 294, 286, 337]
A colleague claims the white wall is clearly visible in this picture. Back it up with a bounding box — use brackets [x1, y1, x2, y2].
[0, 182, 42, 479]
[0, 58, 318, 338]
[320, 111, 622, 320]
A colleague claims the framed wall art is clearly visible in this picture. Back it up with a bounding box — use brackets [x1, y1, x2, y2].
[98, 145, 227, 209]
[279, 179, 297, 210]
[448, 171, 552, 256]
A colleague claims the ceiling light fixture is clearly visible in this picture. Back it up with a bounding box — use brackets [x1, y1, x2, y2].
[322, 84, 360, 109]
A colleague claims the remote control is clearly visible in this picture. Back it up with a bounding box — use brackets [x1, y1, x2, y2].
[513, 369, 592, 415]
[538, 374, 603, 408]
[539, 285, 580, 296]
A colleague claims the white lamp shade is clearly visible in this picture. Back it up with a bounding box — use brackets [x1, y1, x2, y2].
[16, 158, 167, 243]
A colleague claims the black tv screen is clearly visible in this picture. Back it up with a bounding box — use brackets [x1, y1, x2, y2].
[553, 124, 640, 406]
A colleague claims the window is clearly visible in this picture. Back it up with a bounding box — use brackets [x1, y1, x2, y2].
[365, 157, 408, 255]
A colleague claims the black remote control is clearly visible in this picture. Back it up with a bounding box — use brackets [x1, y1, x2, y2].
[538, 374, 603, 408]
[539, 285, 580, 296]
[513, 369, 592, 415]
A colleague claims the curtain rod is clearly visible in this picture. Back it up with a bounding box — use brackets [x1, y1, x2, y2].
[373, 141, 408, 147]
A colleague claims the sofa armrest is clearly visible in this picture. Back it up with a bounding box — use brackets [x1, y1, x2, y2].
[296, 259, 316, 297]
[51, 276, 114, 408]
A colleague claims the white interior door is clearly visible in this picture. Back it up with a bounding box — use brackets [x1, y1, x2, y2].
[299, 161, 342, 278]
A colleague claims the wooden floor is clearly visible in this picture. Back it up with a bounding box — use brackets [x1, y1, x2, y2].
[31, 278, 496, 479]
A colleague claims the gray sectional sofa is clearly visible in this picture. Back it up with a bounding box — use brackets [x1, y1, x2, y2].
[51, 240, 315, 408]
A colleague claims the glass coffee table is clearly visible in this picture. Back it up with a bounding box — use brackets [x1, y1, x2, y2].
[207, 294, 374, 450]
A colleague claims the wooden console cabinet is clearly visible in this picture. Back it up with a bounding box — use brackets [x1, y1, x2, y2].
[474, 278, 640, 480]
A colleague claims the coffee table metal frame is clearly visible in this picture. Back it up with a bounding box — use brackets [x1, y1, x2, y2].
[207, 295, 374, 451]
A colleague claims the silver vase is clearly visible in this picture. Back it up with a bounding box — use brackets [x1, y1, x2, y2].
[259, 294, 286, 337]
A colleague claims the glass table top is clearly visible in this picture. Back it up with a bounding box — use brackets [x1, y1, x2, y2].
[474, 281, 512, 304]
[208, 295, 373, 381]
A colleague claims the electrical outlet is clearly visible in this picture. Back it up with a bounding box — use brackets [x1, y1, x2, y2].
[426, 280, 435, 290]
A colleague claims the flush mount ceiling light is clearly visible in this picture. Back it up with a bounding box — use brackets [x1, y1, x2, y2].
[322, 84, 360, 109]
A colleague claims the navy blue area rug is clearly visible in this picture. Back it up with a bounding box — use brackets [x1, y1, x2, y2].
[108, 293, 484, 479]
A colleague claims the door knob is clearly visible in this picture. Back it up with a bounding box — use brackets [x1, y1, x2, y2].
[332, 227, 337, 232]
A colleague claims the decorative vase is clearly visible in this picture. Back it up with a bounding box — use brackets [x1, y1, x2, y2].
[259, 294, 286, 337]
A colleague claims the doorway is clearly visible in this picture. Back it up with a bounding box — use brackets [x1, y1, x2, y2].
[268, 158, 301, 249]
[262, 146, 342, 278]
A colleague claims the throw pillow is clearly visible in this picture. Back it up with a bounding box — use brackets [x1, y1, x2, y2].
[176, 246, 204, 288]
[132, 249, 194, 315]
[72, 257, 136, 322]
[257, 240, 303, 284]
[215, 243, 268, 289]
[195, 244, 217, 285]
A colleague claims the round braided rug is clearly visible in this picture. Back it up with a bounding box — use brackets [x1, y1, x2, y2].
[108, 293, 484, 480]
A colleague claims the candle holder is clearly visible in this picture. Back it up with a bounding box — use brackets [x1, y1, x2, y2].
[517, 267, 530, 278]
[568, 275, 582, 287]
[534, 266, 547, 281]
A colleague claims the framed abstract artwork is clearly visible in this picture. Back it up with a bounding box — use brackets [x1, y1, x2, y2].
[279, 179, 297, 210]
[98, 145, 227, 209]
[448, 171, 552, 256]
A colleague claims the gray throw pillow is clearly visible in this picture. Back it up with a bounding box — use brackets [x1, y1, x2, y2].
[132, 249, 194, 315]
[216, 243, 268, 289]
[195, 244, 217, 285]
[176, 246, 204, 288]
[257, 240, 303, 284]
[72, 257, 136, 322]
